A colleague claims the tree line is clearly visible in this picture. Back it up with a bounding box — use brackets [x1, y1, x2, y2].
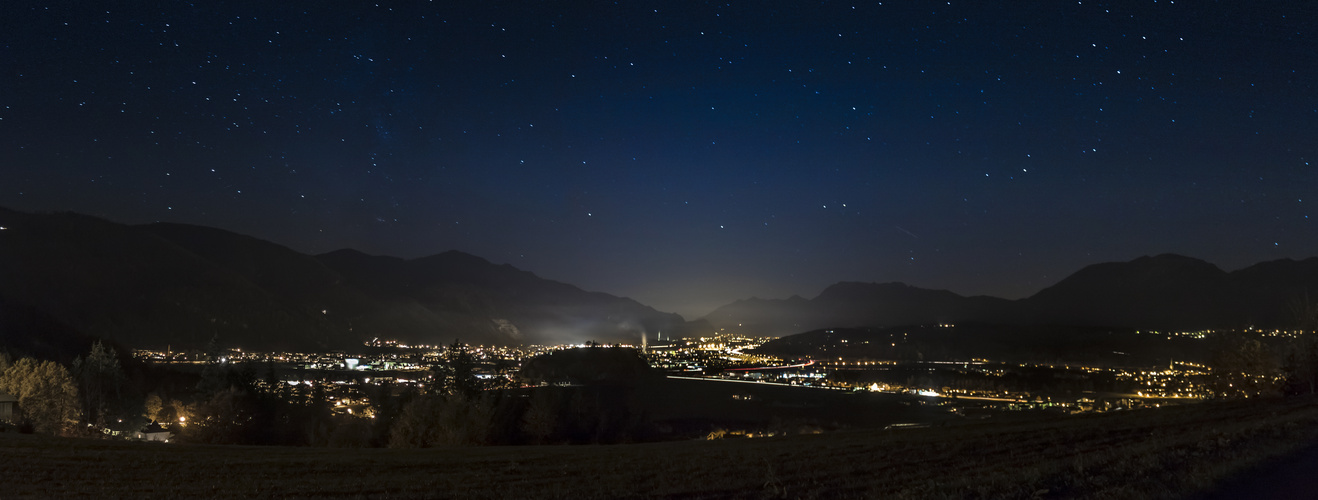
[0, 341, 126, 435]
[0, 340, 658, 448]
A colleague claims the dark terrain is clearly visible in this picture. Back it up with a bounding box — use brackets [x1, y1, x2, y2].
[705, 254, 1318, 337]
[3, 396, 1317, 499]
[0, 207, 688, 351]
[4, 206, 1318, 354]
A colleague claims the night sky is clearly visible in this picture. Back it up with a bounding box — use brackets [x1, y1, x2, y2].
[3, 2, 1315, 318]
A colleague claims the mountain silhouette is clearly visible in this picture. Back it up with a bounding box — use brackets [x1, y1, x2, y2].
[0, 207, 685, 351]
[4, 206, 1317, 351]
[704, 254, 1318, 336]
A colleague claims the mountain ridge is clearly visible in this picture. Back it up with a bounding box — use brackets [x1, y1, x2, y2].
[0, 208, 688, 351]
[3, 206, 1317, 351]
[702, 253, 1318, 336]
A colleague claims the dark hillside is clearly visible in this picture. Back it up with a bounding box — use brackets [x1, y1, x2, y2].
[0, 296, 96, 364]
[519, 347, 656, 385]
[318, 249, 690, 346]
[0, 208, 349, 351]
[140, 222, 348, 302]
[704, 254, 1318, 336]
[1228, 257, 1318, 326]
[3, 397, 1318, 499]
[8, 204, 1318, 351]
[0, 207, 693, 350]
[700, 294, 814, 335]
[701, 284, 1017, 338]
[1021, 254, 1234, 328]
[813, 281, 1016, 328]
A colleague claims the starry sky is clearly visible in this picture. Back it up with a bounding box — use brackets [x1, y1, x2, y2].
[2, 1, 1315, 318]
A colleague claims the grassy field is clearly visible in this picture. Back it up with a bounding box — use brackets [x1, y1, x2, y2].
[4, 397, 1318, 499]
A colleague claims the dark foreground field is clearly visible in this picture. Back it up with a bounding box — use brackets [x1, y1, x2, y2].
[6, 397, 1318, 499]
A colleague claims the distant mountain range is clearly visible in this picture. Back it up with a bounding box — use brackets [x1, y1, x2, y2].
[704, 254, 1318, 337]
[2, 206, 1316, 353]
[0, 208, 687, 352]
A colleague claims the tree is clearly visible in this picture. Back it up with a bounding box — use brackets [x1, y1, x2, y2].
[388, 395, 446, 448]
[1285, 292, 1318, 394]
[434, 339, 480, 399]
[302, 380, 333, 445]
[0, 357, 81, 434]
[1209, 333, 1280, 397]
[144, 393, 164, 422]
[196, 361, 256, 397]
[387, 391, 506, 448]
[261, 361, 284, 398]
[72, 341, 125, 426]
[366, 380, 414, 446]
[186, 386, 260, 444]
[1290, 291, 1318, 331]
[205, 333, 222, 362]
[522, 387, 562, 444]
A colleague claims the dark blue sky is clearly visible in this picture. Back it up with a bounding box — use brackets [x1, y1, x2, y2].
[3, 1, 1315, 317]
